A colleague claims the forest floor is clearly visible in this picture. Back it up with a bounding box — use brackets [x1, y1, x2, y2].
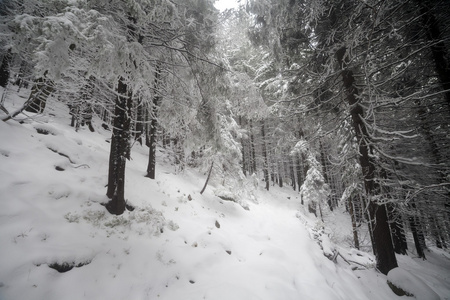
[0, 88, 449, 299]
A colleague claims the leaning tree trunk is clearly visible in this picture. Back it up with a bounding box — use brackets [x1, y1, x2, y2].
[105, 77, 132, 215]
[200, 162, 214, 195]
[337, 47, 398, 275]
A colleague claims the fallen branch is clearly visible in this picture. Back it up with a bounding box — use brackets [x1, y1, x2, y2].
[338, 252, 369, 269]
[0, 103, 9, 115]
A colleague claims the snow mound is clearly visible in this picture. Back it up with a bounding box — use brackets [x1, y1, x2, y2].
[387, 267, 440, 300]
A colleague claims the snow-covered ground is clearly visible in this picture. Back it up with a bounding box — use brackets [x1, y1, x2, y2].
[1, 88, 449, 299]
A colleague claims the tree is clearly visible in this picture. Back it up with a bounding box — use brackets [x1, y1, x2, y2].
[105, 77, 133, 214]
[296, 140, 330, 220]
[0, 48, 11, 88]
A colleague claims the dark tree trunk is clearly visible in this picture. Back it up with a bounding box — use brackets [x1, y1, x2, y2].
[290, 157, 296, 191]
[14, 60, 28, 89]
[261, 121, 270, 191]
[409, 214, 426, 259]
[200, 162, 214, 194]
[0, 49, 11, 88]
[387, 203, 408, 255]
[419, 2, 450, 109]
[146, 112, 158, 179]
[296, 156, 303, 191]
[319, 140, 333, 211]
[348, 197, 360, 250]
[134, 97, 144, 145]
[238, 116, 247, 176]
[105, 77, 132, 215]
[241, 137, 247, 176]
[337, 47, 398, 275]
[416, 103, 450, 225]
[146, 65, 162, 179]
[249, 119, 257, 174]
[430, 216, 443, 249]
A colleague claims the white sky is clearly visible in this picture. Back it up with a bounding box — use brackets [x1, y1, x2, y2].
[214, 0, 241, 11]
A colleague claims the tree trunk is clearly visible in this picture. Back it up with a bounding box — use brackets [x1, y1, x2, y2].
[238, 116, 247, 176]
[200, 162, 214, 194]
[261, 120, 270, 191]
[134, 97, 144, 145]
[0, 49, 11, 88]
[419, 2, 450, 109]
[249, 119, 257, 174]
[290, 156, 296, 191]
[146, 64, 161, 179]
[296, 156, 303, 191]
[105, 77, 132, 215]
[348, 196, 360, 250]
[409, 215, 426, 259]
[146, 110, 158, 179]
[337, 47, 398, 275]
[319, 140, 333, 210]
[387, 203, 408, 255]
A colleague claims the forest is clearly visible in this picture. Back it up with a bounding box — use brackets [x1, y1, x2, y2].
[0, 0, 449, 299]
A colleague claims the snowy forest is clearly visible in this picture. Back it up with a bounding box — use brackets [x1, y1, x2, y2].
[0, 0, 449, 299]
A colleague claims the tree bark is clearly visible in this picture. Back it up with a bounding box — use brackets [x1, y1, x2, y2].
[249, 119, 257, 174]
[290, 156, 296, 191]
[200, 162, 214, 194]
[134, 97, 144, 145]
[146, 64, 162, 179]
[296, 156, 303, 192]
[348, 196, 360, 250]
[106, 77, 132, 215]
[261, 120, 270, 191]
[0, 49, 11, 88]
[409, 215, 426, 259]
[387, 203, 408, 255]
[238, 116, 247, 176]
[419, 2, 450, 109]
[337, 47, 398, 275]
[319, 139, 333, 210]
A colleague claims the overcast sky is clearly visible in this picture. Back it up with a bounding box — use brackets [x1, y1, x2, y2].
[214, 0, 240, 11]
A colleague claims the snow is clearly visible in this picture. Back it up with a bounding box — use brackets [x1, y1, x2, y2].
[387, 268, 440, 299]
[1, 88, 450, 299]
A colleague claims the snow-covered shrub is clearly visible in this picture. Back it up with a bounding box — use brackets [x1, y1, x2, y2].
[297, 140, 330, 219]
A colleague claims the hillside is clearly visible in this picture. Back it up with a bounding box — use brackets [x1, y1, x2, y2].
[0, 90, 449, 299]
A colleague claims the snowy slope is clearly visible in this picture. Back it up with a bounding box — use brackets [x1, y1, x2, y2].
[0, 91, 449, 300]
